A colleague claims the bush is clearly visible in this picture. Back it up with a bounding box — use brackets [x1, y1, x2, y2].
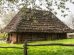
[0, 33, 8, 39]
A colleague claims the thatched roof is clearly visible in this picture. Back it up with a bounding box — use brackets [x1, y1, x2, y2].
[3, 7, 73, 33]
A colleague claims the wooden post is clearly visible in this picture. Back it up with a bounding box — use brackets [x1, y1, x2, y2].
[24, 40, 28, 55]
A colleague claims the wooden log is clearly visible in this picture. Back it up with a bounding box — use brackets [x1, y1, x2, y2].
[0, 46, 23, 49]
[27, 43, 74, 46]
[24, 40, 28, 55]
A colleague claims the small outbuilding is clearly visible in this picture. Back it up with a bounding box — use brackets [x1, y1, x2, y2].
[3, 7, 73, 43]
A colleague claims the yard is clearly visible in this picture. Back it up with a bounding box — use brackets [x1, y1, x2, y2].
[0, 39, 74, 55]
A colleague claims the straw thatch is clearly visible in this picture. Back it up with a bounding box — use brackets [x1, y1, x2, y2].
[4, 8, 72, 33]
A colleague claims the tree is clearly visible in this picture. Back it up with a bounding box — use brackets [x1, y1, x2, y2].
[5, 0, 74, 16]
[2, 11, 16, 24]
[0, 0, 74, 18]
[70, 14, 74, 29]
[0, 0, 74, 28]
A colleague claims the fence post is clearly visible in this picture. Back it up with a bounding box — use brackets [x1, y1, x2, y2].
[24, 40, 28, 55]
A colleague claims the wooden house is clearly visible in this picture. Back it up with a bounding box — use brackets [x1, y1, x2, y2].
[3, 7, 73, 43]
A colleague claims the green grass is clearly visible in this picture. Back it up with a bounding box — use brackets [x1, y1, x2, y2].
[28, 39, 74, 44]
[28, 39, 74, 55]
[28, 46, 74, 55]
[0, 43, 23, 47]
[0, 48, 23, 55]
[0, 44, 23, 55]
[0, 39, 74, 55]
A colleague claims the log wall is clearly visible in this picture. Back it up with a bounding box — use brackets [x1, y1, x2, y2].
[7, 32, 67, 43]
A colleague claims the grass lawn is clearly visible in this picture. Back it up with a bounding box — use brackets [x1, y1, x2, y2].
[0, 39, 74, 55]
[0, 44, 23, 55]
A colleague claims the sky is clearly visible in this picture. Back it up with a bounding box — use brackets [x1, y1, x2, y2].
[67, 1, 74, 15]
[0, 0, 74, 29]
[60, 1, 74, 29]
[0, 19, 3, 25]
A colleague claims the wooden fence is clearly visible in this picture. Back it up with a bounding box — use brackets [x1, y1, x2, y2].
[1, 40, 74, 55]
[0, 46, 23, 49]
[24, 40, 74, 55]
